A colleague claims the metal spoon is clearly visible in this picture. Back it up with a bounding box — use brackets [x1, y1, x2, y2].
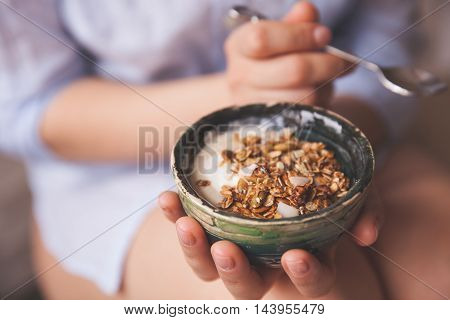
[226, 5, 448, 97]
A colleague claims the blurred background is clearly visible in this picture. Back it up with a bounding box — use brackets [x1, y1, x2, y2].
[0, 1, 449, 299]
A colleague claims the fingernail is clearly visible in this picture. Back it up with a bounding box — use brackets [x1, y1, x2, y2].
[314, 26, 331, 47]
[287, 259, 309, 277]
[373, 224, 379, 242]
[176, 224, 196, 247]
[162, 206, 173, 215]
[213, 254, 235, 271]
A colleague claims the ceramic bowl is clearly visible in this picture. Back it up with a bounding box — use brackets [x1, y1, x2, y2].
[171, 103, 374, 267]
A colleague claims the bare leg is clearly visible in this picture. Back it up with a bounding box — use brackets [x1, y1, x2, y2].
[32, 212, 232, 299]
[371, 145, 450, 299]
[32, 221, 110, 299]
[32, 204, 382, 299]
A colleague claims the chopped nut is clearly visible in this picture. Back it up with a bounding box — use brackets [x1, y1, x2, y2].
[274, 142, 291, 152]
[220, 185, 233, 196]
[237, 178, 248, 194]
[276, 161, 285, 170]
[295, 163, 310, 176]
[269, 150, 282, 158]
[289, 176, 309, 187]
[270, 186, 285, 197]
[263, 194, 275, 207]
[305, 201, 318, 211]
[250, 192, 266, 208]
[292, 149, 304, 158]
[252, 206, 271, 214]
[330, 182, 339, 193]
[314, 176, 328, 186]
[235, 148, 250, 161]
[220, 196, 233, 209]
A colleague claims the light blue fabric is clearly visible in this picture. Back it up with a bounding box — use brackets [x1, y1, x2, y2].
[0, 0, 418, 293]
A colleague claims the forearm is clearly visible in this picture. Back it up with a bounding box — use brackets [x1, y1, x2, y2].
[39, 72, 386, 163]
[40, 73, 231, 162]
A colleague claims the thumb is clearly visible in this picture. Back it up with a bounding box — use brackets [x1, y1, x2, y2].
[283, 1, 320, 24]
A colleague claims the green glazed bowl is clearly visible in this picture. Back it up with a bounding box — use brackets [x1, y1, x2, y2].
[171, 103, 374, 267]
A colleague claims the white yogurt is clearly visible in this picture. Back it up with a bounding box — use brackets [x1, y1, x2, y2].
[191, 130, 243, 205]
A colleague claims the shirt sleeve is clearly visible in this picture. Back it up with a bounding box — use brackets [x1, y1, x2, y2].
[0, 3, 86, 160]
[332, 0, 420, 140]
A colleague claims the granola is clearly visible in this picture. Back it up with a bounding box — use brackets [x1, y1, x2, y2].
[209, 130, 350, 219]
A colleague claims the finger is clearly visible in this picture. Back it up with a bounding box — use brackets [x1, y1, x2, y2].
[232, 53, 350, 88]
[281, 248, 336, 298]
[350, 196, 384, 246]
[231, 84, 333, 107]
[159, 191, 186, 223]
[176, 216, 219, 281]
[350, 210, 378, 246]
[211, 241, 278, 299]
[228, 21, 331, 59]
[283, 1, 319, 23]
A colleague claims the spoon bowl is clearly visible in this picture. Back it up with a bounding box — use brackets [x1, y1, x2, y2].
[379, 66, 448, 97]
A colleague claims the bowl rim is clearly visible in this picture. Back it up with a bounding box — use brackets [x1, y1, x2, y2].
[171, 102, 374, 226]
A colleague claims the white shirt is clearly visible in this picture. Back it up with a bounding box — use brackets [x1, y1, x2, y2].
[0, 0, 418, 294]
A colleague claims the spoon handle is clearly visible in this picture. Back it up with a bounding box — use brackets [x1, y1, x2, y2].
[324, 46, 380, 73]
